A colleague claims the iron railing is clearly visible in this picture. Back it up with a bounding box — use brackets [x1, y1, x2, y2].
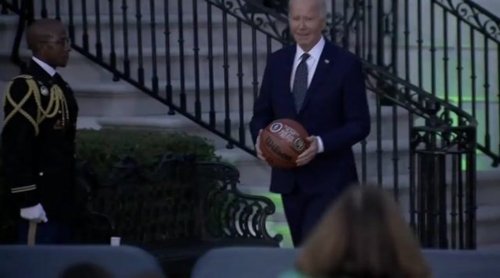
[258, 0, 500, 165]
[401, 0, 499, 166]
[365, 63, 477, 248]
[208, 0, 479, 248]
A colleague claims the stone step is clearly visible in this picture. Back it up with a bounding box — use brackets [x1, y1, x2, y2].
[3, 3, 283, 51]
[65, 14, 275, 50]
[77, 116, 103, 130]
[216, 147, 271, 187]
[5, 16, 498, 101]
[95, 114, 251, 147]
[4, 46, 270, 85]
[256, 182, 500, 248]
[265, 220, 293, 248]
[86, 92, 411, 130]
[256, 181, 500, 247]
[72, 85, 410, 140]
[71, 78, 257, 117]
[1, 48, 483, 152]
[239, 169, 500, 209]
[365, 93, 411, 141]
[34, 0, 221, 17]
[73, 82, 167, 117]
[95, 114, 500, 192]
[236, 162, 500, 212]
[4, 52, 493, 156]
[365, 169, 500, 209]
[455, 102, 500, 163]
[0, 16, 18, 49]
[477, 205, 500, 246]
[96, 114, 414, 175]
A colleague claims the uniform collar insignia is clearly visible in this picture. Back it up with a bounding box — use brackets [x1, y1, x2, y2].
[36, 80, 49, 96]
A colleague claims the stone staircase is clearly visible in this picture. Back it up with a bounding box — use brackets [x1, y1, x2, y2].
[1, 0, 500, 248]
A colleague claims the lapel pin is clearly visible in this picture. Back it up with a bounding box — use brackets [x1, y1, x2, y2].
[40, 85, 49, 96]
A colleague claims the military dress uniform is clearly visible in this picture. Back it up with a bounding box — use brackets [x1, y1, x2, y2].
[2, 61, 79, 241]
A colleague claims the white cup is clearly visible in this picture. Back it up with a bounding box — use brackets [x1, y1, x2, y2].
[110, 236, 121, 246]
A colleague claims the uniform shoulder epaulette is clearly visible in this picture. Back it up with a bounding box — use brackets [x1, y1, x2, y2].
[3, 74, 60, 136]
[11, 74, 34, 81]
[4, 74, 38, 99]
[4, 73, 69, 136]
[3, 74, 40, 135]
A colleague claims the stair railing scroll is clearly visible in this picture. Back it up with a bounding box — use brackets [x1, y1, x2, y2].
[365, 62, 477, 249]
[206, 0, 290, 43]
[432, 0, 499, 43]
[406, 0, 500, 165]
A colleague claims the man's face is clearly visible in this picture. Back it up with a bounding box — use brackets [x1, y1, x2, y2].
[289, 0, 326, 52]
[39, 25, 71, 68]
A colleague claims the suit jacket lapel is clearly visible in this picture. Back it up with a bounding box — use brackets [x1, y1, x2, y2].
[300, 42, 336, 113]
[28, 61, 53, 86]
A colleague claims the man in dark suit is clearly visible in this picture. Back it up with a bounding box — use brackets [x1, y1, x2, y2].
[2, 19, 79, 244]
[249, 0, 370, 246]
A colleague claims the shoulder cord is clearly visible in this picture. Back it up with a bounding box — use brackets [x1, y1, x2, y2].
[3, 75, 69, 136]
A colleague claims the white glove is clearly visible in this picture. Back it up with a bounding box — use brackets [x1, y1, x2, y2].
[20, 203, 48, 223]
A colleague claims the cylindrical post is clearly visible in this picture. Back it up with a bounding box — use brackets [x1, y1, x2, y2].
[417, 151, 447, 248]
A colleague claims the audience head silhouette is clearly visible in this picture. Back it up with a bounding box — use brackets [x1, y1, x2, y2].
[296, 185, 431, 278]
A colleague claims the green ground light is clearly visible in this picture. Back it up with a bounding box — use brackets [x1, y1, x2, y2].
[263, 193, 294, 248]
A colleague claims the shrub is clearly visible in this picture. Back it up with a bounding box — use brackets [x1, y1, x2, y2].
[76, 129, 217, 179]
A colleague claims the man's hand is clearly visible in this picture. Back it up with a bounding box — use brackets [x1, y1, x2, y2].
[20, 203, 48, 223]
[296, 136, 319, 166]
[255, 129, 266, 161]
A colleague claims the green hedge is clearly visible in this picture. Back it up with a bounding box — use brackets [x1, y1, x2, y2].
[0, 128, 217, 183]
[75, 129, 217, 179]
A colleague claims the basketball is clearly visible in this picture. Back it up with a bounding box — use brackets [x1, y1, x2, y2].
[259, 119, 309, 169]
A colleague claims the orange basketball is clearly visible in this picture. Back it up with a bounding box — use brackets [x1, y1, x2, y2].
[259, 119, 309, 169]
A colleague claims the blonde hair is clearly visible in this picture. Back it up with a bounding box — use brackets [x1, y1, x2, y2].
[296, 185, 431, 278]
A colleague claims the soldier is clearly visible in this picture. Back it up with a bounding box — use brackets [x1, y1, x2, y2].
[2, 18, 78, 244]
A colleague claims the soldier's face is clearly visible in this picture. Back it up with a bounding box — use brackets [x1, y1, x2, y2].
[39, 25, 71, 68]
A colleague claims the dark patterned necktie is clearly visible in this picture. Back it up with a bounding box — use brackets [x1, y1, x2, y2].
[292, 53, 310, 112]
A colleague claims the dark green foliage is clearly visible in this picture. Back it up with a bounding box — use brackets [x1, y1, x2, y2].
[76, 129, 217, 179]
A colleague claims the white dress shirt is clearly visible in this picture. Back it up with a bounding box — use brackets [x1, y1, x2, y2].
[32, 56, 57, 77]
[290, 37, 327, 153]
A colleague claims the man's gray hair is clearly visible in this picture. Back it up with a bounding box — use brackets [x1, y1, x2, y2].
[288, 0, 327, 19]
